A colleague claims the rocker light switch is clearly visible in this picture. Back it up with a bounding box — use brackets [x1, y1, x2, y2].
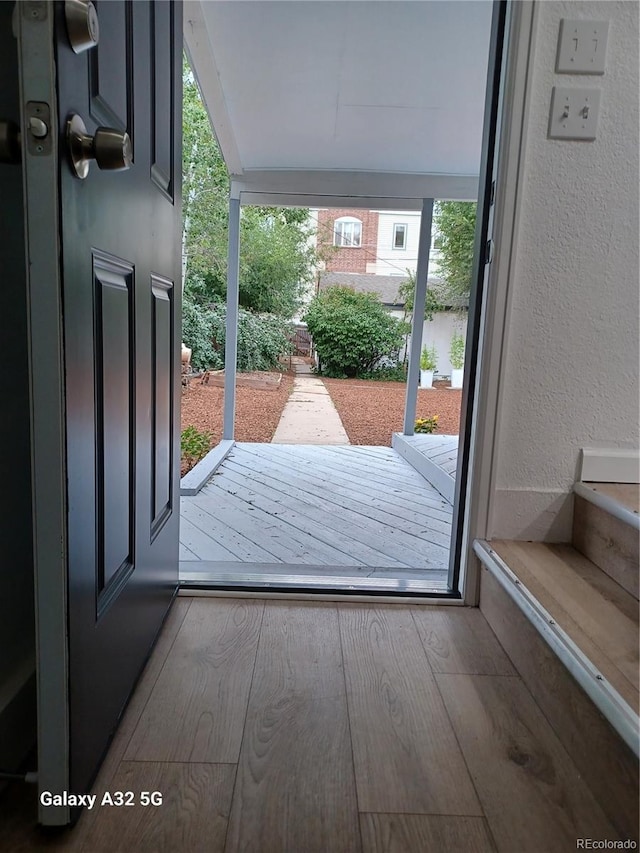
[548, 87, 601, 141]
[556, 19, 609, 74]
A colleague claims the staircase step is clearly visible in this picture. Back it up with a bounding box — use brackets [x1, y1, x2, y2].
[573, 482, 639, 599]
[474, 541, 640, 844]
[474, 539, 639, 841]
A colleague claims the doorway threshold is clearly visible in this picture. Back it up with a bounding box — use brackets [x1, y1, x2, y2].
[179, 561, 452, 597]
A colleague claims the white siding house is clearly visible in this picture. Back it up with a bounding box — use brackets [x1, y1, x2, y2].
[368, 210, 443, 279]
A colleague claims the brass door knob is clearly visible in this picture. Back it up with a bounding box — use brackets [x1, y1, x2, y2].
[67, 114, 132, 179]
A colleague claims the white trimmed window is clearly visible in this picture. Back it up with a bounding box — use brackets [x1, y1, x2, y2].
[393, 223, 407, 250]
[333, 216, 362, 248]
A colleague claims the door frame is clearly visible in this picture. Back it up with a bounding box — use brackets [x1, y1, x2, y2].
[455, 0, 538, 604]
[16, 3, 70, 826]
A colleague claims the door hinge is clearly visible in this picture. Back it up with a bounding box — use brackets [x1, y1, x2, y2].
[484, 240, 493, 265]
[490, 180, 496, 206]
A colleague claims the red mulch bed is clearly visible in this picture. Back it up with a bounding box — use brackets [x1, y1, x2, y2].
[180, 369, 294, 474]
[322, 377, 462, 446]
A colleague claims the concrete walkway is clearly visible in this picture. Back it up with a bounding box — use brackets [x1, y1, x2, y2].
[272, 358, 350, 444]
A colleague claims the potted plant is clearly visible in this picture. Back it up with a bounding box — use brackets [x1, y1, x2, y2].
[449, 332, 465, 388]
[419, 344, 437, 389]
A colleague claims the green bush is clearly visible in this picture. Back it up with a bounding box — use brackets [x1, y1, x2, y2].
[304, 286, 404, 378]
[420, 344, 438, 371]
[182, 295, 292, 372]
[360, 364, 407, 382]
[181, 425, 213, 472]
[449, 331, 465, 370]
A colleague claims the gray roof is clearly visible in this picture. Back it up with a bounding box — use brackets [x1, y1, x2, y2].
[318, 272, 469, 309]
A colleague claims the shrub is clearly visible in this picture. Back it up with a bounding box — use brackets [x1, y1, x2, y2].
[449, 332, 465, 370]
[182, 298, 222, 371]
[415, 415, 439, 434]
[420, 344, 437, 371]
[360, 364, 407, 382]
[182, 296, 292, 372]
[181, 425, 213, 473]
[304, 286, 404, 378]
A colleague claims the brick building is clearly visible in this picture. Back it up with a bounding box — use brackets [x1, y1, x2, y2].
[316, 208, 379, 274]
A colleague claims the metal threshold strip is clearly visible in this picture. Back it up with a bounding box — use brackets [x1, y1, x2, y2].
[179, 570, 456, 597]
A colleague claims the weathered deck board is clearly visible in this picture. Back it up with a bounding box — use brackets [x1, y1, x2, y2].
[252, 443, 453, 512]
[225, 453, 452, 545]
[240, 444, 453, 519]
[180, 444, 453, 577]
[400, 434, 459, 477]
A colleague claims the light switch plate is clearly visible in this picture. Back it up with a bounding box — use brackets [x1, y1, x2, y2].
[548, 87, 601, 140]
[557, 19, 609, 74]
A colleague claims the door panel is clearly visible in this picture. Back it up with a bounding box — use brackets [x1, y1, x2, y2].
[17, 1, 182, 816]
[93, 253, 135, 603]
[89, 0, 133, 133]
[151, 274, 174, 537]
[150, 0, 175, 196]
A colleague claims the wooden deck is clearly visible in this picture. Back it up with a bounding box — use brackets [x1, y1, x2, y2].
[180, 443, 454, 588]
[392, 434, 459, 503]
[399, 434, 459, 476]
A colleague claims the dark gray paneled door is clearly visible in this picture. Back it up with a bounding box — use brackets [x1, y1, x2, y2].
[59, 0, 182, 801]
[22, 0, 182, 817]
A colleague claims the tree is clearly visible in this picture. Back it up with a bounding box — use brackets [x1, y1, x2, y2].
[182, 59, 316, 317]
[396, 271, 442, 322]
[304, 287, 404, 378]
[432, 201, 477, 300]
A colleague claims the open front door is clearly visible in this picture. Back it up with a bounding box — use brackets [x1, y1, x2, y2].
[17, 0, 182, 824]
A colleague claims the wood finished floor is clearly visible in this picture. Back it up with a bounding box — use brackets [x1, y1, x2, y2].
[179, 444, 454, 583]
[2, 598, 623, 853]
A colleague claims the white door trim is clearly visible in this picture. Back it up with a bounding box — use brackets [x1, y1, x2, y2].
[461, 1, 538, 604]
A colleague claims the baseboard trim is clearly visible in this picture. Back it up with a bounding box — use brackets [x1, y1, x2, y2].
[580, 448, 640, 484]
[473, 539, 639, 756]
[392, 433, 455, 503]
[180, 439, 235, 496]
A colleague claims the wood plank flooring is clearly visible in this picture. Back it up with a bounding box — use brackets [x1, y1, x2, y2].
[2, 598, 625, 852]
[179, 444, 454, 585]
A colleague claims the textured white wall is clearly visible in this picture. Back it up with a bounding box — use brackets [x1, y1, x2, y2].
[490, 1, 639, 540]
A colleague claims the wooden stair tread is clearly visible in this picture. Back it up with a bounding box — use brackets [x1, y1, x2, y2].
[490, 541, 639, 714]
[583, 482, 640, 516]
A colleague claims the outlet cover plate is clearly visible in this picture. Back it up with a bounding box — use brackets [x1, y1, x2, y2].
[548, 87, 601, 141]
[557, 19, 609, 74]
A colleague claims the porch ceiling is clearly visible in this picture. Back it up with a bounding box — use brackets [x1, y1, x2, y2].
[184, 1, 493, 208]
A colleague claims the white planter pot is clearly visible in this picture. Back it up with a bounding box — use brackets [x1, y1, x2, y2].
[420, 369, 434, 389]
[451, 368, 464, 389]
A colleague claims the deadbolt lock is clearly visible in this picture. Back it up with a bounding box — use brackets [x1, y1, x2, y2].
[65, 0, 99, 54]
[67, 114, 132, 179]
